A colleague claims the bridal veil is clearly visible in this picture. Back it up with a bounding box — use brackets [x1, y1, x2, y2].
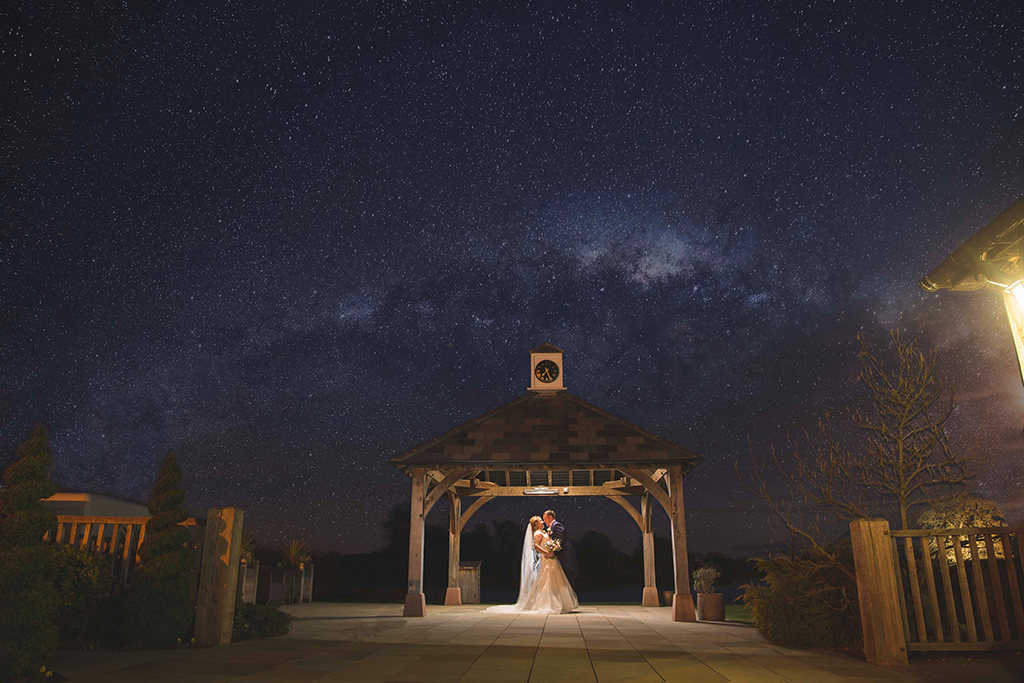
[484, 523, 538, 613]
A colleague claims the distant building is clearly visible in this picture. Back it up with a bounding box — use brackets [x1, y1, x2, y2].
[41, 492, 148, 517]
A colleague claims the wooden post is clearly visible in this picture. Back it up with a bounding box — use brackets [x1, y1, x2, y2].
[194, 508, 244, 647]
[445, 491, 462, 605]
[119, 524, 135, 587]
[849, 519, 908, 665]
[641, 492, 659, 606]
[404, 467, 427, 617]
[666, 467, 695, 621]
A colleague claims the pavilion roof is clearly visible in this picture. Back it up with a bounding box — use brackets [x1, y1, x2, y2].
[920, 197, 1024, 293]
[390, 390, 704, 474]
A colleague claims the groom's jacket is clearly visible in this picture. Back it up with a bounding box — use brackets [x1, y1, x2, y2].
[547, 521, 579, 582]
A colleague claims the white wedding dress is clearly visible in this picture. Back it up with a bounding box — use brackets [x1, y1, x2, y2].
[485, 527, 578, 615]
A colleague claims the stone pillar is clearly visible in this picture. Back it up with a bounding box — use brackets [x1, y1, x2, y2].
[641, 492, 659, 607]
[404, 467, 427, 617]
[445, 491, 462, 605]
[849, 519, 908, 666]
[666, 467, 695, 622]
[194, 507, 244, 647]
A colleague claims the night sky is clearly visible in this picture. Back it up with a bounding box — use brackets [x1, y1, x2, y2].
[3, 1, 1023, 557]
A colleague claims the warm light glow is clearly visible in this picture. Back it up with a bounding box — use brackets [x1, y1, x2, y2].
[1011, 282, 1024, 310]
[1002, 281, 1024, 387]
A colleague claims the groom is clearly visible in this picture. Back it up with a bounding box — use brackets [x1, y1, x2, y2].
[543, 510, 579, 588]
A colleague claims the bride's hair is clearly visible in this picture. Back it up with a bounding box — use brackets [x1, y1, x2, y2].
[529, 516, 544, 531]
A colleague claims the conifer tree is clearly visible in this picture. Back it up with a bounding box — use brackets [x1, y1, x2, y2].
[0, 423, 58, 546]
[0, 424, 60, 678]
[125, 451, 192, 648]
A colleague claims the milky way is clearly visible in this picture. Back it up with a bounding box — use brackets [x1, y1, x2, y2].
[2, 1, 1022, 555]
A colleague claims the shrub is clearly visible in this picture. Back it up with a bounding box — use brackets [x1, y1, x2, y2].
[0, 424, 60, 680]
[232, 603, 293, 642]
[741, 544, 861, 649]
[692, 563, 720, 594]
[51, 544, 113, 649]
[0, 545, 59, 679]
[124, 451, 192, 649]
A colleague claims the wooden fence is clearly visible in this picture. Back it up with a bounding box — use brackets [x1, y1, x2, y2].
[890, 526, 1024, 650]
[850, 519, 1024, 666]
[42, 509, 245, 648]
[43, 515, 206, 599]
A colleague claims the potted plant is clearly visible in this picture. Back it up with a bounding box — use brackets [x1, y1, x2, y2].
[693, 562, 725, 621]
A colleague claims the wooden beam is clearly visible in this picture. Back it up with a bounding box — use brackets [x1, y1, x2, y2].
[849, 519, 909, 665]
[119, 524, 135, 586]
[194, 507, 245, 647]
[606, 495, 643, 530]
[404, 467, 427, 617]
[666, 466, 695, 622]
[459, 497, 492, 533]
[642, 492, 658, 606]
[891, 526, 1024, 537]
[424, 469, 472, 516]
[640, 492, 653, 534]
[621, 468, 672, 512]
[453, 485, 648, 498]
[445, 491, 462, 606]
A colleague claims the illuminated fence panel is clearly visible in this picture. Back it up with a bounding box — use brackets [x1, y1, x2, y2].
[890, 527, 1024, 650]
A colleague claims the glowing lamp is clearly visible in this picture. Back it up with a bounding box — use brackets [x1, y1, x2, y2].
[1003, 281, 1024, 387]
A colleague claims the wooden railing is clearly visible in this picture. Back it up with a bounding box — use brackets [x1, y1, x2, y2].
[890, 526, 1024, 650]
[43, 515, 205, 591]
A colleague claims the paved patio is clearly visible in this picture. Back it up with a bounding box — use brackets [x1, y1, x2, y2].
[45, 603, 1024, 682]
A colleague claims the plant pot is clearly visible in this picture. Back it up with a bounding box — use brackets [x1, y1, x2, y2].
[696, 593, 725, 621]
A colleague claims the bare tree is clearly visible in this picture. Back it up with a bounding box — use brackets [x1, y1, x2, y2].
[738, 331, 972, 569]
[849, 331, 969, 529]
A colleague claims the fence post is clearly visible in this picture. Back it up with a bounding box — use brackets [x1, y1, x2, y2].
[194, 508, 244, 647]
[850, 519, 908, 666]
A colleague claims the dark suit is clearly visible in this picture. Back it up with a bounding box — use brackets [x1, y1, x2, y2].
[547, 520, 579, 588]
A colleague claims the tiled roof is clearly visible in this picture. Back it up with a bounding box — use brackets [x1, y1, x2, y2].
[530, 342, 564, 354]
[390, 391, 704, 473]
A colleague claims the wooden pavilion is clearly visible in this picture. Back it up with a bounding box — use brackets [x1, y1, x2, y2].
[390, 344, 705, 621]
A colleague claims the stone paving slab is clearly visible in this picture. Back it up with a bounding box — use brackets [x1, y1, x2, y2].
[43, 602, 1024, 682]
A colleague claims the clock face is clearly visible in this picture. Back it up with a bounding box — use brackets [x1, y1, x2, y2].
[534, 359, 559, 384]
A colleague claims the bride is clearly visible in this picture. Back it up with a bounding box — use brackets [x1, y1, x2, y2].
[486, 516, 578, 614]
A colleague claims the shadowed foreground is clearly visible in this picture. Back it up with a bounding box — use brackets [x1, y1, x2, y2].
[45, 603, 1024, 682]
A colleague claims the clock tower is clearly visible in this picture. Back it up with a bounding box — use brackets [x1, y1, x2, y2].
[529, 342, 564, 391]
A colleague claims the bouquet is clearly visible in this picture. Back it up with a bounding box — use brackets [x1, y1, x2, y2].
[542, 537, 561, 553]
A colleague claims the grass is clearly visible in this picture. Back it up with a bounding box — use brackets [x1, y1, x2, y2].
[725, 603, 753, 623]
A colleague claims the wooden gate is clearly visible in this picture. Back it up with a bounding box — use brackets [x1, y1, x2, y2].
[890, 526, 1024, 650]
